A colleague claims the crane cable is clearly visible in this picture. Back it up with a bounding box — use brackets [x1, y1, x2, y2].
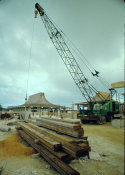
[25, 16, 36, 101]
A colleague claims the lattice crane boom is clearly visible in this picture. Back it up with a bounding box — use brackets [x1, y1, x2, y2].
[35, 3, 105, 108]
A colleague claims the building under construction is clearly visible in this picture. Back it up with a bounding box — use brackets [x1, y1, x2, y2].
[8, 92, 73, 120]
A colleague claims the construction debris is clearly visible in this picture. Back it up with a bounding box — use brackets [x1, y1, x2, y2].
[16, 121, 90, 175]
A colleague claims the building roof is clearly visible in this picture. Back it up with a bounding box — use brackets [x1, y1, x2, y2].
[8, 92, 66, 109]
[91, 91, 112, 102]
[73, 102, 89, 106]
[111, 81, 125, 89]
[25, 92, 62, 108]
[73, 91, 112, 106]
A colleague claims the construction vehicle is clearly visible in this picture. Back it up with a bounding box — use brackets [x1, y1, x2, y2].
[35, 3, 119, 123]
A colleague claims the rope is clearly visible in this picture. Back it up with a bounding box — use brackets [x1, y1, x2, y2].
[25, 17, 36, 101]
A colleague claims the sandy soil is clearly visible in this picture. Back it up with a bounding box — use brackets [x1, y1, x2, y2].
[70, 123, 124, 175]
[0, 120, 124, 175]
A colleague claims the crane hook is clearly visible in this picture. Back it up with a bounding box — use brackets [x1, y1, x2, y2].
[34, 10, 38, 18]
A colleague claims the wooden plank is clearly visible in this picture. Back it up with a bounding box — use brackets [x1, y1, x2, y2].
[37, 121, 83, 138]
[37, 118, 81, 130]
[18, 130, 80, 175]
[27, 122, 76, 142]
[17, 127, 68, 161]
[78, 143, 91, 151]
[17, 122, 61, 151]
[69, 140, 88, 144]
[25, 122, 88, 158]
[38, 117, 81, 124]
[29, 121, 84, 139]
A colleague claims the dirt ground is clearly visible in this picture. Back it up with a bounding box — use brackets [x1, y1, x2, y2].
[70, 123, 124, 175]
[0, 120, 124, 175]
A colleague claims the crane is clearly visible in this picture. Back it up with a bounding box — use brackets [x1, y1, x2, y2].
[35, 3, 105, 107]
[34, 3, 119, 123]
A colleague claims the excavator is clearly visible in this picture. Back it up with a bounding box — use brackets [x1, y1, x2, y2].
[34, 3, 119, 124]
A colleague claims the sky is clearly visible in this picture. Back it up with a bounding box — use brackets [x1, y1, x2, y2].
[0, 0, 124, 108]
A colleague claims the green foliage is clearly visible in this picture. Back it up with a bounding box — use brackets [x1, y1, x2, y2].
[0, 166, 4, 175]
[0, 105, 2, 111]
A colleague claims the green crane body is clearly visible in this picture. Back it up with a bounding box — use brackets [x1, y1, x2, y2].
[79, 101, 119, 122]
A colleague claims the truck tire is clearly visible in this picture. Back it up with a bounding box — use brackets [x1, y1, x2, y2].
[106, 113, 112, 122]
[97, 116, 106, 124]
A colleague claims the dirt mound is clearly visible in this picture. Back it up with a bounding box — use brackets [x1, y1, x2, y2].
[0, 134, 35, 157]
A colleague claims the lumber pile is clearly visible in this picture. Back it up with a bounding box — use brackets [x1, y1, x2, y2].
[36, 117, 84, 138]
[16, 121, 91, 175]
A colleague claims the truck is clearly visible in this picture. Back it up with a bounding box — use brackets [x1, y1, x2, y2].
[77, 100, 119, 123]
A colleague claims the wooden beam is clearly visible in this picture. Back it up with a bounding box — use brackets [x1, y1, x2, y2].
[18, 130, 80, 175]
[36, 120, 83, 138]
[25, 122, 89, 158]
[17, 122, 61, 151]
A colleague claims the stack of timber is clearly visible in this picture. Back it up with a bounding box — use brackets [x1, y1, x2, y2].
[36, 117, 84, 138]
[16, 121, 91, 175]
